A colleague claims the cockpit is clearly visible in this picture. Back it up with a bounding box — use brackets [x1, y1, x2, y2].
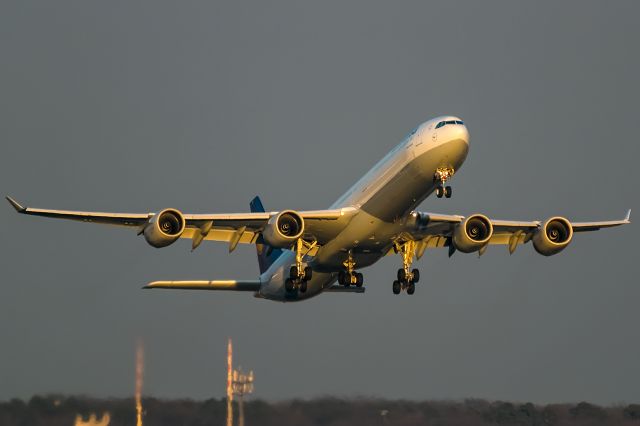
[435, 120, 464, 129]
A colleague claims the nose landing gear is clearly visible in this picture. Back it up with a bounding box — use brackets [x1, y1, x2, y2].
[393, 240, 420, 295]
[434, 167, 454, 198]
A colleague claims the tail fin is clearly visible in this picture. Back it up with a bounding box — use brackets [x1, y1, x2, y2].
[250, 196, 282, 274]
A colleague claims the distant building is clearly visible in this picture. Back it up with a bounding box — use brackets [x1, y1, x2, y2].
[74, 412, 111, 426]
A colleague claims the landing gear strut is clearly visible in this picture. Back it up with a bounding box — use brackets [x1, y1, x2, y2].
[338, 251, 364, 288]
[285, 238, 317, 293]
[393, 240, 420, 295]
[434, 167, 454, 198]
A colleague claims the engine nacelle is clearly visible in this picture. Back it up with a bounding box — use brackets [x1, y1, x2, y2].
[452, 214, 494, 253]
[143, 208, 186, 248]
[262, 210, 304, 248]
[532, 217, 573, 256]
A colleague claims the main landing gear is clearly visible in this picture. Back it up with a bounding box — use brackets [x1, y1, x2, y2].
[434, 167, 454, 198]
[393, 240, 420, 295]
[285, 238, 317, 293]
[337, 251, 364, 288]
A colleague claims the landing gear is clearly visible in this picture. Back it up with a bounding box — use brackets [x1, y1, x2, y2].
[285, 278, 295, 292]
[285, 238, 317, 293]
[338, 251, 364, 288]
[392, 240, 420, 295]
[434, 167, 454, 198]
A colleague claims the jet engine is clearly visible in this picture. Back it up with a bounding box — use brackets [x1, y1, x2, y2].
[532, 217, 573, 256]
[452, 214, 494, 253]
[143, 208, 186, 248]
[262, 210, 304, 248]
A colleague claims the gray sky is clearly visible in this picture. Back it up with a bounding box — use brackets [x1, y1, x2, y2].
[1, 1, 638, 405]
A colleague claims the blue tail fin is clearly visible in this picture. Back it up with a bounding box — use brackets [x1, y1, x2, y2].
[250, 196, 282, 274]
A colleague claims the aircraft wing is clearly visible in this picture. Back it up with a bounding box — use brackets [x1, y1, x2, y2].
[6, 196, 354, 252]
[404, 209, 631, 256]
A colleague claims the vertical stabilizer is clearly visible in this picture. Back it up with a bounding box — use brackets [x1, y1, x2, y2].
[250, 196, 282, 274]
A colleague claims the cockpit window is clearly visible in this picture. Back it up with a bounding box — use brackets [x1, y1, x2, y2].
[435, 120, 464, 129]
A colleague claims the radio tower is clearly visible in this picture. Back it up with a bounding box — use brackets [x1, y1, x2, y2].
[232, 368, 254, 426]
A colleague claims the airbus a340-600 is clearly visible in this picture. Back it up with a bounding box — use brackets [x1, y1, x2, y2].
[7, 116, 630, 301]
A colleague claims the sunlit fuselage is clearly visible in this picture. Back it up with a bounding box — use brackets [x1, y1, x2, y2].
[259, 116, 470, 301]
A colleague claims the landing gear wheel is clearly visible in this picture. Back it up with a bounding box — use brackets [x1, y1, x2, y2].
[285, 278, 295, 292]
[444, 186, 452, 198]
[289, 266, 298, 281]
[397, 268, 407, 282]
[407, 282, 416, 295]
[304, 266, 313, 281]
[392, 280, 401, 295]
[338, 270, 346, 286]
[412, 269, 420, 283]
[436, 186, 444, 198]
[355, 272, 364, 288]
[299, 280, 308, 293]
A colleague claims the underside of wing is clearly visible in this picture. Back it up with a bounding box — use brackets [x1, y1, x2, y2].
[402, 210, 630, 257]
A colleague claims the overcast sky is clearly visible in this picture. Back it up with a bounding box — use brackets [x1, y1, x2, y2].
[1, 1, 638, 405]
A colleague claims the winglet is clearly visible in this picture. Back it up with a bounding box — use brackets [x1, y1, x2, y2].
[6, 196, 26, 213]
[625, 209, 631, 222]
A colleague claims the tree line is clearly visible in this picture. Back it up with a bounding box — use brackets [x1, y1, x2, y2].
[1, 395, 640, 426]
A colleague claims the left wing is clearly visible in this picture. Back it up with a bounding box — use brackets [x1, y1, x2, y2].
[6, 196, 355, 252]
[403, 209, 631, 256]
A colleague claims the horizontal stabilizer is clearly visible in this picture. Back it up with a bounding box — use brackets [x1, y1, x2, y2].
[324, 285, 365, 293]
[144, 280, 261, 291]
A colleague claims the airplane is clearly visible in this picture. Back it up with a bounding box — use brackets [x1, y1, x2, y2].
[6, 116, 631, 302]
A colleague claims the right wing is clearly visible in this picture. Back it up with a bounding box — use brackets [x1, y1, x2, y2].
[6, 196, 356, 253]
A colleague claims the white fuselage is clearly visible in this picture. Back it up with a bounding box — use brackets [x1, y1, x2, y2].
[259, 116, 470, 301]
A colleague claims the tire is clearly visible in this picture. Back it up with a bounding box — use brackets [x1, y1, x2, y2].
[445, 186, 452, 198]
[397, 268, 407, 282]
[304, 266, 313, 281]
[299, 280, 308, 293]
[412, 268, 420, 283]
[355, 272, 364, 288]
[436, 186, 443, 198]
[337, 270, 345, 285]
[285, 278, 295, 292]
[407, 282, 416, 295]
[392, 280, 401, 294]
[289, 266, 298, 280]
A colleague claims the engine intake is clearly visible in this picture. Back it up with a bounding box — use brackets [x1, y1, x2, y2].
[262, 210, 304, 248]
[453, 214, 494, 253]
[143, 208, 186, 248]
[532, 217, 573, 256]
